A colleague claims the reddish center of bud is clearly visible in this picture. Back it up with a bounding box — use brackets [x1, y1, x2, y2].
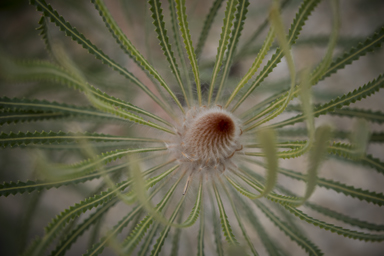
[184, 112, 236, 161]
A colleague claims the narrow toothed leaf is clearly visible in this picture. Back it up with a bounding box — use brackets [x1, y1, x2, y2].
[122, 173, 184, 255]
[49, 198, 118, 256]
[226, 170, 301, 206]
[215, 0, 249, 104]
[0, 61, 173, 128]
[179, 179, 202, 227]
[195, 0, 225, 58]
[221, 181, 258, 256]
[138, 221, 160, 256]
[272, 160, 384, 205]
[268, 74, 384, 129]
[225, 27, 274, 108]
[309, 0, 340, 85]
[243, 26, 384, 126]
[29, 0, 172, 115]
[197, 200, 205, 256]
[235, 194, 280, 256]
[0, 109, 69, 126]
[28, 178, 133, 256]
[235, 0, 291, 58]
[207, 0, 238, 105]
[168, 0, 193, 102]
[212, 181, 238, 245]
[149, 0, 189, 107]
[175, 0, 202, 105]
[150, 194, 187, 256]
[320, 26, 384, 81]
[169, 206, 184, 256]
[91, 0, 185, 113]
[0, 164, 126, 197]
[0, 97, 129, 124]
[285, 205, 384, 242]
[255, 200, 323, 256]
[231, 0, 321, 112]
[306, 201, 384, 232]
[0, 130, 160, 148]
[209, 189, 224, 256]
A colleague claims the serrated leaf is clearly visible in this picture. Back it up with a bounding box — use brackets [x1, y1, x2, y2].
[285, 205, 384, 242]
[29, 0, 172, 116]
[175, 0, 202, 105]
[91, 0, 185, 114]
[255, 200, 323, 256]
[49, 198, 118, 256]
[207, 0, 238, 105]
[195, 0, 225, 58]
[150, 193, 187, 256]
[121, 173, 184, 254]
[243, 25, 384, 126]
[215, 0, 249, 104]
[0, 130, 160, 149]
[221, 180, 258, 255]
[149, 0, 189, 107]
[231, 0, 321, 112]
[212, 180, 238, 245]
[267, 73, 384, 129]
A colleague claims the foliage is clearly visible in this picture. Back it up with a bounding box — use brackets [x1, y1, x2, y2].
[0, 0, 383, 255]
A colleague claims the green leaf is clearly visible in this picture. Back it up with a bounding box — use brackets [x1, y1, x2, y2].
[179, 179, 202, 227]
[91, 0, 185, 113]
[243, 25, 384, 126]
[212, 180, 238, 245]
[236, 194, 280, 256]
[197, 199, 205, 256]
[0, 109, 69, 126]
[168, 0, 193, 103]
[256, 128, 278, 197]
[273, 160, 384, 205]
[226, 169, 301, 205]
[209, 189, 224, 256]
[175, 0, 202, 105]
[0, 130, 160, 149]
[49, 198, 118, 256]
[328, 107, 384, 124]
[320, 26, 384, 81]
[0, 57, 173, 127]
[0, 163, 126, 197]
[207, 0, 238, 105]
[305, 201, 384, 232]
[169, 205, 184, 256]
[285, 205, 384, 242]
[195, 0, 225, 58]
[221, 180, 258, 256]
[138, 220, 160, 256]
[150, 194, 187, 256]
[300, 125, 332, 204]
[122, 173, 185, 254]
[225, 5, 272, 108]
[149, 0, 189, 107]
[29, 0, 172, 116]
[267, 73, 384, 129]
[26, 179, 132, 256]
[235, 0, 291, 58]
[309, 0, 340, 85]
[230, 0, 321, 112]
[215, 0, 249, 104]
[0, 97, 129, 124]
[255, 200, 323, 256]
[84, 169, 176, 256]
